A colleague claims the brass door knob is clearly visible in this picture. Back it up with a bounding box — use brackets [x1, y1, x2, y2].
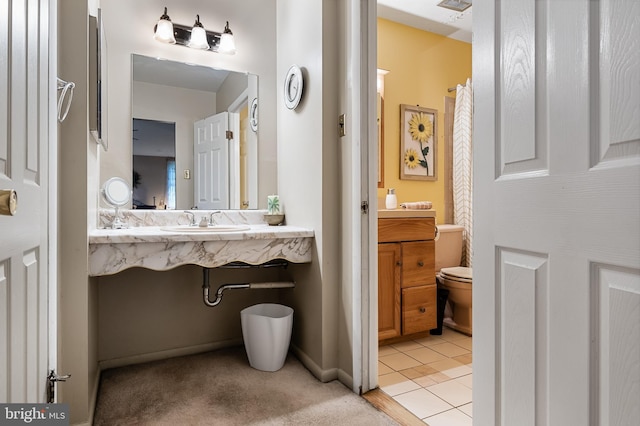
[0, 189, 17, 216]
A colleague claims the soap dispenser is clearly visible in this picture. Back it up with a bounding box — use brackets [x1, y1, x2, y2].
[385, 188, 398, 209]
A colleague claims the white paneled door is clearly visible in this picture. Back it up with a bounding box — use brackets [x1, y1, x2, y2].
[194, 112, 230, 210]
[474, 0, 640, 424]
[0, 0, 53, 403]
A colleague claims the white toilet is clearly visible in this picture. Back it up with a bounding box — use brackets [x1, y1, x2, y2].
[435, 224, 473, 335]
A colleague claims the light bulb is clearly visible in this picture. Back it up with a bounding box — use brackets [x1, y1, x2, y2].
[218, 21, 236, 54]
[188, 15, 209, 50]
[153, 7, 175, 44]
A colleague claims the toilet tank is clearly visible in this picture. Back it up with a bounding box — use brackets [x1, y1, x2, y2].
[435, 224, 464, 272]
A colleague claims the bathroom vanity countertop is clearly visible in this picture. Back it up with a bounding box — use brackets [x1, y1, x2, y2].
[378, 209, 436, 218]
[89, 224, 314, 244]
[89, 223, 314, 277]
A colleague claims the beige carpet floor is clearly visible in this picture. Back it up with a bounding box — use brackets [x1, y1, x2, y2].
[94, 346, 398, 425]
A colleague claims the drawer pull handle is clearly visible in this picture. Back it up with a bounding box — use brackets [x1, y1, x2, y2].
[418, 261, 424, 267]
[419, 307, 426, 313]
[396, 261, 402, 266]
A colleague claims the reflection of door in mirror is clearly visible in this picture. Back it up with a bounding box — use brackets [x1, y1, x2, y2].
[193, 99, 251, 210]
[194, 112, 230, 210]
[132, 118, 176, 209]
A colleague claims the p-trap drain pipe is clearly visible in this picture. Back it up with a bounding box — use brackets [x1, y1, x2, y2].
[202, 268, 295, 307]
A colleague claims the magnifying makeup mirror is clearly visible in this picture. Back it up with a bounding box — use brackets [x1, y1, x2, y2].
[101, 177, 131, 228]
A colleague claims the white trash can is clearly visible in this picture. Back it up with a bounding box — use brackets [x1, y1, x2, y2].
[241, 303, 294, 372]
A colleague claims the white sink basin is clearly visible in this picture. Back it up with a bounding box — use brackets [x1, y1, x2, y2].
[160, 225, 251, 233]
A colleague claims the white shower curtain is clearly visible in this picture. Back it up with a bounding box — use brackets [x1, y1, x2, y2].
[453, 78, 473, 267]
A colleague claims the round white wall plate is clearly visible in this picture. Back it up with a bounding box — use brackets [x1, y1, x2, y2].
[284, 65, 303, 110]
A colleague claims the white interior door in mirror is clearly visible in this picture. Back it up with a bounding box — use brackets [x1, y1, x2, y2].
[194, 112, 230, 209]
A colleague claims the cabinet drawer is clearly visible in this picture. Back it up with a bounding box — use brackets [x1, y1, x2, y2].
[402, 285, 436, 334]
[401, 241, 435, 288]
[378, 218, 435, 243]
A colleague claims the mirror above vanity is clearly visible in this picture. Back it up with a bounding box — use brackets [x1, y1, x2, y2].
[131, 54, 259, 210]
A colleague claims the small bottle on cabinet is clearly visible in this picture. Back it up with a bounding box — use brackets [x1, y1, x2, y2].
[385, 188, 397, 209]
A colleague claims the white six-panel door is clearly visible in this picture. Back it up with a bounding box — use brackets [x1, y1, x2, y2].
[0, 0, 51, 403]
[474, 0, 640, 424]
[194, 112, 230, 210]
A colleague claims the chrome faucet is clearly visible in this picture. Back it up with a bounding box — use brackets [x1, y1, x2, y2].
[208, 210, 221, 226]
[184, 211, 196, 226]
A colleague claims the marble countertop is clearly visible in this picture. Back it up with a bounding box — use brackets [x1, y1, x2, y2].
[89, 224, 314, 244]
[89, 209, 314, 277]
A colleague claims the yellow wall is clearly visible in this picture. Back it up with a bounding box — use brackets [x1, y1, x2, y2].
[377, 18, 471, 223]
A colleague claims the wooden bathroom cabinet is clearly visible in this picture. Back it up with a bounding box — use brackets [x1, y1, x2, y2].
[378, 216, 436, 342]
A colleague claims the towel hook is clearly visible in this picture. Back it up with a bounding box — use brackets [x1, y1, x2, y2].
[57, 77, 75, 123]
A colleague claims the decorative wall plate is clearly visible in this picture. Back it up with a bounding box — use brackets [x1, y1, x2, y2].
[284, 65, 303, 110]
[250, 97, 258, 131]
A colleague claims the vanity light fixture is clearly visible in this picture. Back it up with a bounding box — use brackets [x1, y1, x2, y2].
[153, 7, 236, 54]
[188, 15, 209, 49]
[218, 21, 236, 55]
[153, 7, 176, 44]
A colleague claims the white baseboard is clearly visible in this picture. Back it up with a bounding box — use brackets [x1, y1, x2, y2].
[88, 368, 100, 425]
[337, 368, 354, 391]
[290, 343, 338, 383]
[98, 338, 244, 370]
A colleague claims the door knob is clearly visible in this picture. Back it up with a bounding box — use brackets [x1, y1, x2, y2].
[419, 307, 426, 313]
[0, 190, 17, 216]
[418, 261, 424, 267]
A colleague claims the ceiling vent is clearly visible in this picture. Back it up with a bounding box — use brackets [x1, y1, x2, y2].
[437, 0, 472, 12]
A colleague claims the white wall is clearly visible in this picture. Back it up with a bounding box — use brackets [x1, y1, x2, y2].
[216, 71, 248, 111]
[100, 0, 277, 209]
[277, 0, 343, 380]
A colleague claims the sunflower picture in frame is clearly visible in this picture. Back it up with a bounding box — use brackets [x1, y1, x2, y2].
[400, 104, 437, 181]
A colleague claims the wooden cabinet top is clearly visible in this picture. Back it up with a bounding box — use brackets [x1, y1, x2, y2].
[378, 217, 436, 242]
[378, 209, 436, 219]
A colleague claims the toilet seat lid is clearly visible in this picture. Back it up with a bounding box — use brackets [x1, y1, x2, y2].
[440, 266, 472, 281]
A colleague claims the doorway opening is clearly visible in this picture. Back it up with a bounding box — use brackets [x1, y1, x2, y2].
[372, 3, 473, 423]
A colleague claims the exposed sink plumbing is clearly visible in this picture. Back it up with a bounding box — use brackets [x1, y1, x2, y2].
[201, 264, 295, 307]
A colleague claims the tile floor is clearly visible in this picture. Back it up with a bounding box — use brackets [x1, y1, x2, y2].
[378, 327, 472, 425]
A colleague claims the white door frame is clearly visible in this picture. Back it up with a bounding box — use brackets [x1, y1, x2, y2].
[361, 0, 378, 394]
[349, 0, 377, 394]
[48, 0, 59, 395]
